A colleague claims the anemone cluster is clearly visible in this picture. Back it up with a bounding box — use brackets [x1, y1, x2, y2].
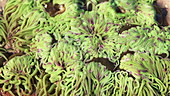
[0, 0, 169, 95]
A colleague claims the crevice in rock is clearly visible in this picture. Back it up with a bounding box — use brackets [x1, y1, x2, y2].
[43, 0, 65, 17]
[119, 24, 138, 34]
[86, 57, 117, 71]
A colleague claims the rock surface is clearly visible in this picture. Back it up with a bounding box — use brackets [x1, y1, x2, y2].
[157, 0, 170, 25]
[0, 0, 7, 11]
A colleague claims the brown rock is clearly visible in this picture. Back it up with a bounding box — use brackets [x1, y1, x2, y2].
[0, 0, 7, 11]
[0, 0, 7, 16]
[157, 0, 170, 25]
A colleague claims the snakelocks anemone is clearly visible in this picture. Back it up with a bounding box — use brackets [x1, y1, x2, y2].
[0, 0, 169, 95]
[0, 55, 39, 95]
